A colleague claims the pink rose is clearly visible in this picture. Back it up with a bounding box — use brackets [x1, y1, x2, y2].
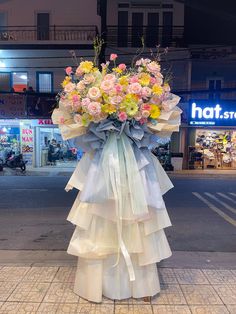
[81, 97, 91, 108]
[83, 73, 95, 85]
[129, 75, 139, 84]
[141, 110, 150, 118]
[104, 74, 116, 83]
[75, 67, 83, 76]
[72, 94, 80, 103]
[64, 82, 76, 93]
[101, 80, 114, 92]
[147, 61, 161, 74]
[118, 111, 127, 122]
[110, 53, 118, 61]
[110, 95, 123, 104]
[87, 86, 101, 100]
[142, 104, 151, 111]
[141, 87, 152, 98]
[76, 81, 86, 92]
[128, 82, 142, 94]
[118, 63, 126, 71]
[115, 84, 122, 93]
[87, 101, 101, 116]
[150, 77, 157, 85]
[65, 67, 73, 76]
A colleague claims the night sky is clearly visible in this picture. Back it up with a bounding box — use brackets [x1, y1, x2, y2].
[183, 0, 236, 45]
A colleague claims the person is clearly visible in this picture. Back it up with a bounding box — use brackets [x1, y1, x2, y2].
[27, 86, 35, 93]
[48, 139, 56, 165]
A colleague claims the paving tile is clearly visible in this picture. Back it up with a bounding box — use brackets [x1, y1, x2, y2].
[158, 269, 178, 284]
[0, 282, 18, 302]
[81, 304, 114, 314]
[43, 282, 79, 303]
[227, 305, 236, 314]
[80, 296, 114, 304]
[213, 285, 236, 305]
[37, 302, 78, 313]
[0, 303, 3, 309]
[115, 297, 152, 305]
[152, 305, 191, 314]
[53, 267, 76, 283]
[174, 269, 209, 284]
[151, 284, 186, 305]
[203, 270, 236, 284]
[115, 304, 153, 314]
[0, 302, 40, 314]
[7, 281, 50, 303]
[0, 267, 30, 282]
[22, 267, 58, 283]
[181, 285, 223, 305]
[190, 305, 230, 314]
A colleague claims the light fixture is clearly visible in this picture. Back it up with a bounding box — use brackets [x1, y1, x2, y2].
[0, 61, 6, 68]
[20, 75, 27, 80]
[2, 127, 7, 132]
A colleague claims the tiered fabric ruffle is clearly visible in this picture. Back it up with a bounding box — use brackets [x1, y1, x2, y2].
[65, 144, 173, 302]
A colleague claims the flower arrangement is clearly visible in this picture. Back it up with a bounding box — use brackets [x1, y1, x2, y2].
[54, 51, 180, 133]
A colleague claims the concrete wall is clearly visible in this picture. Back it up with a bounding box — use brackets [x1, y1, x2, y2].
[0, 0, 100, 29]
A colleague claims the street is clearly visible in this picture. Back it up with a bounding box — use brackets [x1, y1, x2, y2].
[0, 175, 236, 252]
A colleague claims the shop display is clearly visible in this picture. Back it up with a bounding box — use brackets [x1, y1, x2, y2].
[193, 129, 236, 169]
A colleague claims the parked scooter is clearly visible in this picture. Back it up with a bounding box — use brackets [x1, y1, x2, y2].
[0, 151, 28, 172]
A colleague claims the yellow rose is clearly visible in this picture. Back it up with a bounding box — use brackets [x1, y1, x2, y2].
[139, 73, 150, 86]
[101, 103, 117, 114]
[61, 76, 71, 87]
[152, 84, 163, 96]
[119, 76, 129, 86]
[79, 61, 94, 74]
[150, 104, 161, 119]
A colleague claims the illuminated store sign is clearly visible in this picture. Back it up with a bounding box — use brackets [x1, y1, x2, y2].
[189, 100, 236, 126]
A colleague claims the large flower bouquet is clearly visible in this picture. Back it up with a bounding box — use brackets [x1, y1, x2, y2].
[52, 51, 182, 302]
[52, 53, 181, 139]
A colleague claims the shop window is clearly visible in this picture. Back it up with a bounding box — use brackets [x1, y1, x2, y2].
[0, 72, 11, 92]
[12, 72, 28, 92]
[36, 72, 53, 93]
[192, 129, 236, 170]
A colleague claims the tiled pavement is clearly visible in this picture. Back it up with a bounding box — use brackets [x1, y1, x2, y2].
[0, 266, 236, 313]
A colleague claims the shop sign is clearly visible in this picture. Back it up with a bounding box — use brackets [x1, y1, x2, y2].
[189, 100, 236, 126]
[0, 94, 26, 118]
[38, 119, 53, 125]
[20, 126, 34, 165]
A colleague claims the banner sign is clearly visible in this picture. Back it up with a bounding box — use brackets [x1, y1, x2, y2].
[20, 126, 34, 165]
[189, 100, 236, 126]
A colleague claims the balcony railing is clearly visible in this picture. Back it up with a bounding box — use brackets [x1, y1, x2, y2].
[0, 25, 98, 42]
[106, 25, 185, 48]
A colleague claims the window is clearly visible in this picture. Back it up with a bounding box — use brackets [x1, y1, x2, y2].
[37, 13, 50, 40]
[12, 72, 28, 92]
[208, 78, 223, 99]
[0, 72, 11, 92]
[37, 72, 53, 93]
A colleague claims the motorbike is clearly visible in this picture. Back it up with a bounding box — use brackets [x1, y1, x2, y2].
[0, 151, 28, 172]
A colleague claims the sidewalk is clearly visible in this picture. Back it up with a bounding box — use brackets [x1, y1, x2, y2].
[1, 165, 236, 177]
[0, 251, 235, 313]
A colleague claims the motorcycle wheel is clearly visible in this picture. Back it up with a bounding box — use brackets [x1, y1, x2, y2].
[20, 164, 26, 172]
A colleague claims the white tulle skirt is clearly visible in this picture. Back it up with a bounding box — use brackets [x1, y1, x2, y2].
[65, 147, 173, 303]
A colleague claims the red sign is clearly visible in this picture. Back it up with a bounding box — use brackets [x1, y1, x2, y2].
[38, 119, 53, 125]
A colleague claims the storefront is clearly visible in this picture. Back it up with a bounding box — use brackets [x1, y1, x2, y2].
[186, 100, 236, 170]
[0, 119, 79, 168]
